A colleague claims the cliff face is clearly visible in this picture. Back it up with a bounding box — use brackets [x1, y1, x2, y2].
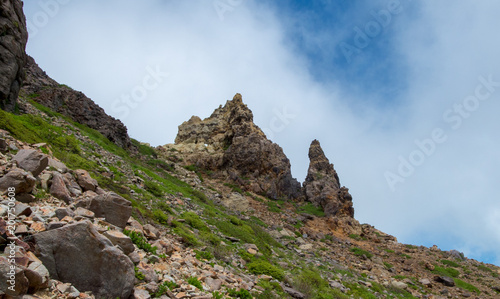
[0, 0, 28, 111]
[21, 56, 132, 149]
[303, 140, 354, 217]
[162, 93, 302, 200]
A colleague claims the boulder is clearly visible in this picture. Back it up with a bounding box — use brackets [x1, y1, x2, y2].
[89, 192, 132, 228]
[221, 192, 250, 212]
[33, 221, 135, 299]
[49, 172, 72, 204]
[0, 168, 36, 194]
[13, 149, 48, 177]
[75, 169, 98, 191]
[434, 276, 455, 287]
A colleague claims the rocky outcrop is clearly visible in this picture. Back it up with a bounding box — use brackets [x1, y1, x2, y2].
[33, 221, 135, 299]
[161, 94, 301, 199]
[21, 56, 132, 149]
[303, 140, 354, 217]
[0, 0, 28, 111]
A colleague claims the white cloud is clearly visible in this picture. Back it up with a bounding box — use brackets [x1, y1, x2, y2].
[24, 0, 500, 264]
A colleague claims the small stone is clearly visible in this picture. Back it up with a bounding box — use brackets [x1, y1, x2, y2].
[419, 278, 432, 286]
[14, 202, 32, 217]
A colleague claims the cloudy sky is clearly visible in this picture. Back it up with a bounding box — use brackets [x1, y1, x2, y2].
[23, 0, 500, 265]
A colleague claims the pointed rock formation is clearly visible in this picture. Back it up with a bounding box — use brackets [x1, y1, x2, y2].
[303, 140, 354, 217]
[162, 93, 301, 199]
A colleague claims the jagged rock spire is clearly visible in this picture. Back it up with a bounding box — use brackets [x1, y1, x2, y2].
[303, 139, 354, 217]
[169, 93, 302, 200]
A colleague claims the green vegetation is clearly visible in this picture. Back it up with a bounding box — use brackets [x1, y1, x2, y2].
[227, 288, 252, 299]
[431, 265, 459, 278]
[152, 281, 178, 297]
[297, 202, 325, 217]
[400, 253, 412, 259]
[344, 282, 377, 299]
[224, 182, 243, 193]
[349, 234, 366, 241]
[255, 280, 287, 298]
[384, 262, 393, 269]
[247, 260, 284, 281]
[266, 200, 285, 213]
[187, 276, 203, 290]
[123, 229, 157, 254]
[195, 250, 214, 261]
[454, 278, 480, 294]
[292, 269, 348, 299]
[350, 247, 373, 259]
[476, 264, 493, 272]
[441, 259, 461, 268]
[134, 267, 145, 280]
[384, 248, 395, 253]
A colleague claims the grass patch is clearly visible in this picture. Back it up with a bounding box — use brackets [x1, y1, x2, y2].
[297, 202, 325, 217]
[350, 247, 373, 259]
[227, 288, 252, 299]
[432, 266, 459, 278]
[187, 276, 202, 290]
[247, 260, 284, 281]
[123, 229, 157, 254]
[441, 259, 461, 268]
[292, 269, 348, 299]
[384, 262, 393, 269]
[224, 182, 243, 193]
[454, 278, 480, 294]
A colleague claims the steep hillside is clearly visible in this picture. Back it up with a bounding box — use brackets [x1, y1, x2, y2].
[0, 1, 499, 298]
[1, 93, 500, 299]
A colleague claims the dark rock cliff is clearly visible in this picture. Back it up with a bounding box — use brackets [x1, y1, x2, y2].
[0, 0, 28, 111]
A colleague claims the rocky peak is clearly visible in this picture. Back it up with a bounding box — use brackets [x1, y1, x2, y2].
[303, 139, 354, 217]
[0, 0, 28, 111]
[163, 93, 301, 199]
[175, 93, 265, 148]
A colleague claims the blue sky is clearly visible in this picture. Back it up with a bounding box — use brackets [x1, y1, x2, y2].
[23, 0, 500, 266]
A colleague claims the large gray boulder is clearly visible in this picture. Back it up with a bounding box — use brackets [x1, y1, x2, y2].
[49, 172, 72, 204]
[13, 149, 48, 177]
[33, 221, 135, 299]
[0, 168, 35, 194]
[0, 0, 28, 111]
[89, 192, 132, 228]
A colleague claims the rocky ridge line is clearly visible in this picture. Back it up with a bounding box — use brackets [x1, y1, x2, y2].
[20, 56, 132, 149]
